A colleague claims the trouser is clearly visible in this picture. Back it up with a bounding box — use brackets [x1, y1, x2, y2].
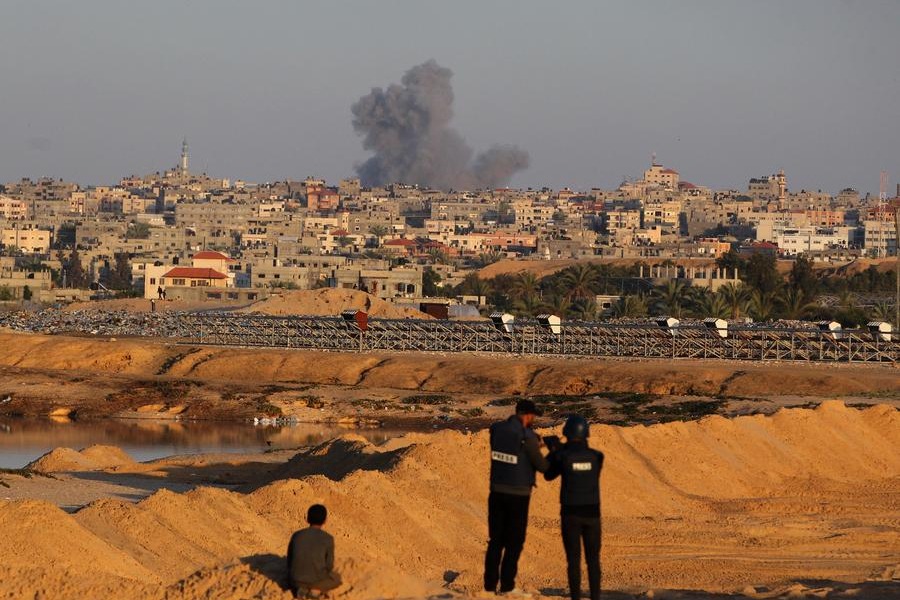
[561, 514, 601, 600]
[291, 572, 342, 597]
[484, 491, 531, 592]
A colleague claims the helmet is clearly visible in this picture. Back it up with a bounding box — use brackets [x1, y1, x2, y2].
[562, 415, 590, 440]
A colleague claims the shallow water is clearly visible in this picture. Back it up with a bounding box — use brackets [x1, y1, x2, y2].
[0, 417, 404, 469]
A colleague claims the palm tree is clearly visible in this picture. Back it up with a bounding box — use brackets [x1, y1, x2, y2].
[510, 271, 540, 302]
[612, 294, 648, 318]
[545, 293, 572, 318]
[570, 297, 599, 321]
[748, 290, 777, 322]
[426, 248, 449, 264]
[368, 225, 388, 248]
[717, 282, 750, 319]
[513, 292, 544, 317]
[693, 290, 730, 318]
[561, 263, 598, 300]
[777, 288, 817, 320]
[651, 280, 690, 317]
[461, 273, 493, 298]
[868, 301, 895, 326]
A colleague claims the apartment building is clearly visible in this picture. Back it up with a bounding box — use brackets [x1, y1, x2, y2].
[1, 226, 52, 253]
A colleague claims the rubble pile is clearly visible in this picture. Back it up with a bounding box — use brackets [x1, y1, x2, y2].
[0, 309, 193, 338]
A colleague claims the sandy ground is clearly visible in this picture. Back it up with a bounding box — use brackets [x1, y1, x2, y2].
[0, 402, 898, 599]
[0, 331, 896, 426]
[60, 288, 430, 319]
[237, 288, 430, 319]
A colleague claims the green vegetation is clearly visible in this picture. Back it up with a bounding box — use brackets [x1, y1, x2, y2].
[447, 253, 897, 327]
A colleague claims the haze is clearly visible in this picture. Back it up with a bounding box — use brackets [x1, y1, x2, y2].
[1, 0, 898, 194]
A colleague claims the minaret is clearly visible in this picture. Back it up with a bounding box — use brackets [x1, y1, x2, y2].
[776, 169, 786, 203]
[181, 138, 189, 175]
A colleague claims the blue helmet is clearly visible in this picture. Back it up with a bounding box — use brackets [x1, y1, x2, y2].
[562, 415, 590, 440]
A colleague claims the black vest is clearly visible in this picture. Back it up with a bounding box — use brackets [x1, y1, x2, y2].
[558, 443, 603, 506]
[489, 416, 537, 489]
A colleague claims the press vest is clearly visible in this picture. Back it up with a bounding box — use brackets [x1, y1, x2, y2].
[558, 443, 603, 506]
[489, 416, 537, 489]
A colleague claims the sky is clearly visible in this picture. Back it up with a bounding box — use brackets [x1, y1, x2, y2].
[1, 0, 898, 195]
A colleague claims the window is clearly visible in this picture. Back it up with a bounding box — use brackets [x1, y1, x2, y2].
[149, 278, 156, 285]
[173, 278, 185, 286]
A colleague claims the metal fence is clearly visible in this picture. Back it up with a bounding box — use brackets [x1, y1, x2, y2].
[181, 314, 898, 363]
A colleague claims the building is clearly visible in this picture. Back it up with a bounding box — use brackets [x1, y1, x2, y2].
[643, 163, 680, 189]
[1, 226, 52, 253]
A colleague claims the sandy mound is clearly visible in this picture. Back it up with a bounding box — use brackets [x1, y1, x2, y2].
[1, 402, 898, 599]
[28, 445, 135, 473]
[62, 297, 234, 313]
[240, 288, 430, 319]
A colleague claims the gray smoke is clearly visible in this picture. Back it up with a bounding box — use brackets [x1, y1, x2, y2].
[351, 60, 530, 190]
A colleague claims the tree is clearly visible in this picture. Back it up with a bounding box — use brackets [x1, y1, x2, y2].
[126, 222, 151, 239]
[545, 293, 572, 317]
[423, 269, 442, 297]
[368, 225, 388, 248]
[560, 263, 598, 300]
[743, 253, 780, 295]
[717, 282, 750, 319]
[570, 297, 599, 321]
[336, 235, 353, 251]
[651, 280, 690, 317]
[101, 252, 132, 291]
[716, 249, 746, 275]
[611, 295, 648, 318]
[0, 286, 13, 301]
[60, 248, 87, 288]
[692, 289, 730, 318]
[789, 255, 819, 299]
[426, 248, 450, 265]
[776, 287, 816, 320]
[510, 272, 540, 301]
[513, 291, 544, 317]
[459, 273, 492, 297]
[748, 290, 777, 321]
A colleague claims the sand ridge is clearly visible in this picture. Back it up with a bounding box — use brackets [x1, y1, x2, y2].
[1, 402, 898, 599]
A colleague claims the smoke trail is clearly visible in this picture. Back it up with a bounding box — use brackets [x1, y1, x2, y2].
[351, 60, 530, 190]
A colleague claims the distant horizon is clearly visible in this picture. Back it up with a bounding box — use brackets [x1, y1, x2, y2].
[1, 146, 890, 199]
[1, 1, 898, 197]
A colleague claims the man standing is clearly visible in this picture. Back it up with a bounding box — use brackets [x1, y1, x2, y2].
[287, 504, 342, 598]
[483, 399, 549, 597]
[544, 415, 604, 600]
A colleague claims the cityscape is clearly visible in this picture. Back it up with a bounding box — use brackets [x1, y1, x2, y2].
[0, 3, 898, 600]
[0, 138, 896, 326]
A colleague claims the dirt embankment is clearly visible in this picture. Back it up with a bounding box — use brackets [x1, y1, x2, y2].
[0, 402, 897, 599]
[0, 330, 896, 420]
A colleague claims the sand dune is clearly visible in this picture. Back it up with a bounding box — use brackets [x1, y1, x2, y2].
[1, 402, 898, 599]
[239, 288, 429, 319]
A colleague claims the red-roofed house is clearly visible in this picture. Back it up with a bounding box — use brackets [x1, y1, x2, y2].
[192, 250, 237, 275]
[160, 267, 229, 290]
[382, 237, 417, 256]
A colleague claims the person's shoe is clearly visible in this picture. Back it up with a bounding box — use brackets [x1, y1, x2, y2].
[498, 589, 532, 598]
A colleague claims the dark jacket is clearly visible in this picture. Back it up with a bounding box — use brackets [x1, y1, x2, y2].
[489, 415, 549, 496]
[544, 440, 603, 516]
[287, 526, 337, 588]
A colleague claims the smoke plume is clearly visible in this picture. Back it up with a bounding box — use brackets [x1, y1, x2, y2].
[351, 60, 529, 190]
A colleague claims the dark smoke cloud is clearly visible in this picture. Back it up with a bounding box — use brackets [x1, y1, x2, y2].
[351, 60, 530, 190]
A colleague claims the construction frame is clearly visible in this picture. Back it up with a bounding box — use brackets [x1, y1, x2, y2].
[181, 314, 898, 363]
